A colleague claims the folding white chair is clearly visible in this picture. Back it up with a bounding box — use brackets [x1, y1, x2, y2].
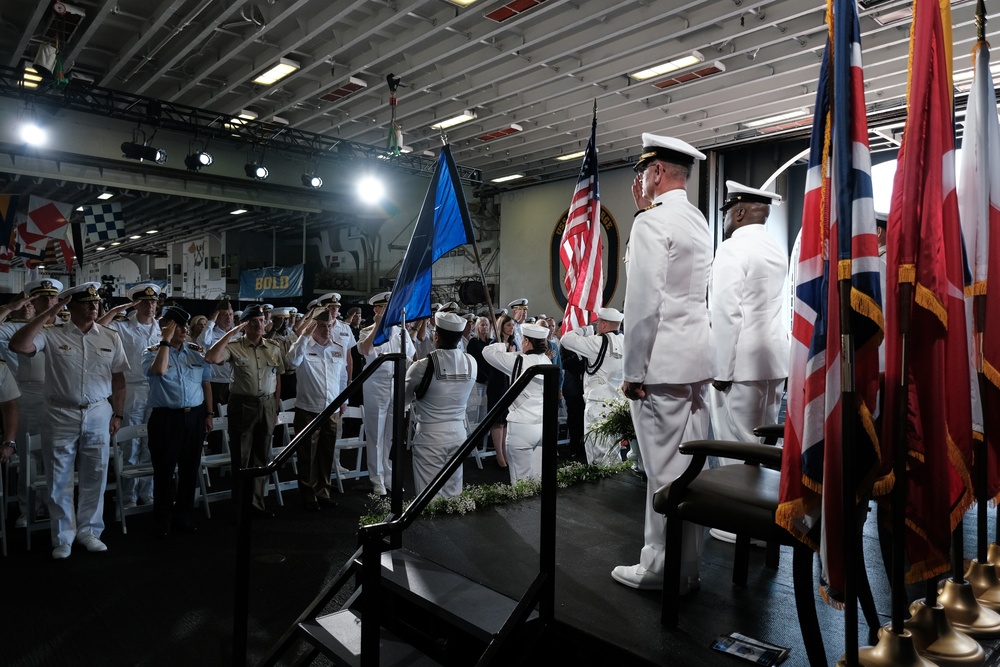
[111, 423, 155, 534]
[0, 457, 6, 557]
[332, 405, 368, 493]
[264, 409, 298, 504]
[22, 434, 50, 550]
[198, 417, 231, 518]
[464, 391, 495, 469]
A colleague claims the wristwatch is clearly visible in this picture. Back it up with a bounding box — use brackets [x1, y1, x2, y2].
[2, 440, 15, 452]
[159, 340, 171, 347]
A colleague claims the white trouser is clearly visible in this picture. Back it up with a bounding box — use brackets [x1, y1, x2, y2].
[120, 382, 153, 502]
[411, 421, 466, 499]
[506, 421, 543, 484]
[709, 379, 783, 465]
[42, 401, 113, 547]
[630, 381, 710, 580]
[363, 375, 393, 490]
[583, 400, 620, 466]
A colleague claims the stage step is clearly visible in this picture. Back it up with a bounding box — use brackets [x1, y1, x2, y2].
[298, 608, 442, 667]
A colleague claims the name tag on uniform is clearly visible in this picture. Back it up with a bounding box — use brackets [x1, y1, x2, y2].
[333, 352, 343, 358]
[308, 353, 318, 357]
[101, 348, 113, 352]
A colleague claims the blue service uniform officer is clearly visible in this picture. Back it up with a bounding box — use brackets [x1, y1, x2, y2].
[142, 307, 213, 536]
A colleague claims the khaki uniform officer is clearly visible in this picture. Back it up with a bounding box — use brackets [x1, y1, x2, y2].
[404, 312, 477, 499]
[205, 305, 285, 518]
[615, 133, 715, 594]
[10, 282, 128, 559]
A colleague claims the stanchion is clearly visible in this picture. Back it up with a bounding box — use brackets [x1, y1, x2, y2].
[906, 579, 985, 666]
[938, 525, 1000, 638]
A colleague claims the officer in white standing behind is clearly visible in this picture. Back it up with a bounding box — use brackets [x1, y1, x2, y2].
[614, 134, 715, 594]
[10, 282, 128, 559]
[357, 291, 416, 495]
[404, 312, 477, 498]
[709, 181, 788, 463]
[285, 308, 348, 511]
[483, 322, 552, 484]
[508, 298, 528, 349]
[559, 307, 626, 465]
[99, 283, 163, 507]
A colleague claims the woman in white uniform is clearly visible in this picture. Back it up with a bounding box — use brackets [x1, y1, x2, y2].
[483, 323, 552, 484]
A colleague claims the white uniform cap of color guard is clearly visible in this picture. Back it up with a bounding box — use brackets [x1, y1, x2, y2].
[634, 133, 706, 172]
[521, 323, 549, 339]
[435, 312, 466, 333]
[721, 180, 782, 212]
[597, 307, 624, 323]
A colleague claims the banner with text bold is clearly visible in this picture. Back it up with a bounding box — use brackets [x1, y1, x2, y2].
[239, 264, 304, 299]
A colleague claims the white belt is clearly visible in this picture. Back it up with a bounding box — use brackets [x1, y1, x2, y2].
[414, 420, 465, 433]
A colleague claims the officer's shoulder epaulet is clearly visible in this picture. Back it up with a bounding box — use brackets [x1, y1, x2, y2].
[634, 201, 662, 218]
[187, 342, 204, 352]
[43, 322, 59, 329]
[146, 344, 160, 353]
[113, 314, 129, 322]
[6, 318, 27, 323]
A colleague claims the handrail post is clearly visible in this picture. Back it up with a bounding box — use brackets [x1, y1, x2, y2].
[539, 366, 557, 623]
[390, 329, 406, 550]
[232, 470, 255, 666]
[360, 526, 383, 667]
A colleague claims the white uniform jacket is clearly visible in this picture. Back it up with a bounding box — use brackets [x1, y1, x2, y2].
[710, 225, 789, 381]
[404, 349, 477, 425]
[286, 334, 349, 413]
[623, 189, 715, 384]
[560, 326, 624, 407]
[481, 343, 551, 424]
[199, 322, 234, 384]
[108, 314, 161, 384]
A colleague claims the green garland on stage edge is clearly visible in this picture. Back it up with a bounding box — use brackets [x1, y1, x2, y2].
[359, 460, 634, 527]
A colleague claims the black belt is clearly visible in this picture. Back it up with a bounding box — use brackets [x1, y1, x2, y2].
[230, 393, 273, 401]
[152, 406, 203, 413]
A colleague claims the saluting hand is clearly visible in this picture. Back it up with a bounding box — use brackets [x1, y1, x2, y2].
[160, 320, 177, 342]
[632, 174, 651, 210]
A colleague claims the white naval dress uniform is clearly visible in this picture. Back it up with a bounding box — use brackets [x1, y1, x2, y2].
[31, 322, 129, 548]
[623, 188, 715, 583]
[404, 348, 476, 498]
[560, 326, 625, 465]
[332, 319, 357, 391]
[709, 224, 789, 461]
[359, 325, 416, 494]
[108, 314, 161, 502]
[482, 344, 551, 484]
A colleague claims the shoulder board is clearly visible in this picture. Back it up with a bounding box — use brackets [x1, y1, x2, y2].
[634, 201, 662, 218]
[187, 343, 204, 352]
[113, 315, 129, 322]
[7, 318, 27, 323]
[146, 344, 160, 352]
[43, 323, 58, 328]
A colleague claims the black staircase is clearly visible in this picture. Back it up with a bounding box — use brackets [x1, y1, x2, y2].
[237, 349, 562, 667]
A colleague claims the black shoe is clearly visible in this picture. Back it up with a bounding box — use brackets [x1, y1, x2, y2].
[251, 507, 275, 519]
[317, 497, 338, 509]
[304, 501, 321, 512]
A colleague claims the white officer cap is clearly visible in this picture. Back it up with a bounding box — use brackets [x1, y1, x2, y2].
[126, 283, 161, 301]
[25, 278, 64, 296]
[319, 292, 341, 306]
[526, 316, 537, 323]
[59, 282, 102, 302]
[261, 303, 274, 311]
[721, 180, 782, 213]
[508, 298, 528, 310]
[430, 302, 442, 311]
[234, 310, 243, 319]
[521, 323, 549, 340]
[369, 291, 391, 307]
[634, 133, 705, 172]
[307, 298, 319, 310]
[597, 307, 624, 323]
[271, 307, 294, 317]
[435, 312, 466, 333]
[437, 301, 459, 314]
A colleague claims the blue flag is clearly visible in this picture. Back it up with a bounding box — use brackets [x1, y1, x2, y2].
[372, 145, 475, 345]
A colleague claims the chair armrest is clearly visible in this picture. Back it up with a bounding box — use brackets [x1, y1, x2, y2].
[678, 440, 782, 470]
[753, 422, 785, 443]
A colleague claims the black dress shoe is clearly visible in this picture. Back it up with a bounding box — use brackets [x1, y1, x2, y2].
[304, 501, 320, 512]
[317, 497, 338, 509]
[251, 507, 275, 519]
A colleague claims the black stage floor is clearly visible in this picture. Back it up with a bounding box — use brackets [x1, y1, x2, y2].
[4, 452, 1000, 667]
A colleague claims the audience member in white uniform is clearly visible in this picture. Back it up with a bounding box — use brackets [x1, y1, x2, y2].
[508, 298, 528, 349]
[286, 309, 348, 511]
[267, 307, 299, 400]
[483, 323, 552, 484]
[560, 307, 626, 465]
[11, 282, 128, 559]
[709, 182, 788, 462]
[199, 298, 236, 428]
[614, 134, 715, 594]
[100, 283, 162, 507]
[404, 312, 477, 498]
[317, 293, 356, 395]
[357, 291, 416, 495]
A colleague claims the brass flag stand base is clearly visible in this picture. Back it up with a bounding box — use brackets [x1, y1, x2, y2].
[988, 545, 1000, 577]
[964, 561, 1000, 610]
[849, 627, 938, 667]
[937, 578, 1000, 638]
[904, 599, 986, 666]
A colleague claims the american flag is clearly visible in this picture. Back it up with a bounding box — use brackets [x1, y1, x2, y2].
[882, 0, 974, 582]
[559, 110, 603, 335]
[777, 0, 884, 605]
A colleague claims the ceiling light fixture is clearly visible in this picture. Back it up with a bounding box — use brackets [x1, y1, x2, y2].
[630, 51, 705, 81]
[555, 151, 587, 162]
[231, 208, 248, 215]
[96, 246, 106, 251]
[301, 172, 323, 189]
[110, 241, 121, 246]
[445, 0, 480, 6]
[744, 108, 811, 128]
[491, 173, 525, 183]
[121, 127, 167, 164]
[146, 230, 158, 234]
[245, 162, 268, 180]
[652, 61, 726, 89]
[430, 109, 477, 130]
[97, 192, 114, 200]
[20, 121, 46, 146]
[20, 66, 42, 89]
[129, 235, 142, 240]
[184, 150, 213, 172]
[252, 57, 300, 85]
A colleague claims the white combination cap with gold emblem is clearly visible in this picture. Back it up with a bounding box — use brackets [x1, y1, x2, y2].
[507, 298, 528, 310]
[634, 133, 706, 172]
[25, 278, 64, 296]
[369, 291, 391, 307]
[720, 180, 782, 213]
[127, 283, 161, 301]
[60, 282, 103, 302]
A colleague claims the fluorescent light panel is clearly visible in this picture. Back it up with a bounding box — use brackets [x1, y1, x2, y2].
[97, 192, 114, 200]
[430, 110, 477, 130]
[744, 109, 811, 128]
[652, 61, 726, 89]
[446, 0, 480, 5]
[21, 66, 41, 89]
[230, 208, 248, 215]
[491, 173, 524, 183]
[252, 58, 299, 85]
[555, 150, 586, 162]
[630, 51, 704, 81]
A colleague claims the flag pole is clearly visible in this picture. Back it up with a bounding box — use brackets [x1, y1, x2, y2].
[438, 129, 501, 340]
[837, 279, 860, 667]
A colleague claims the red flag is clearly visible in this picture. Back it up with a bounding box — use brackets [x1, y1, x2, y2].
[26, 195, 71, 240]
[883, 0, 973, 583]
[559, 112, 603, 335]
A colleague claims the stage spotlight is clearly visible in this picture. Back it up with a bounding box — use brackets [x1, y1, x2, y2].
[301, 172, 322, 188]
[184, 151, 213, 171]
[121, 141, 167, 164]
[20, 121, 46, 146]
[357, 175, 384, 203]
[244, 162, 269, 180]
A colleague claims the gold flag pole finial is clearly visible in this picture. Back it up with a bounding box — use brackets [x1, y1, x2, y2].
[977, 0, 987, 43]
